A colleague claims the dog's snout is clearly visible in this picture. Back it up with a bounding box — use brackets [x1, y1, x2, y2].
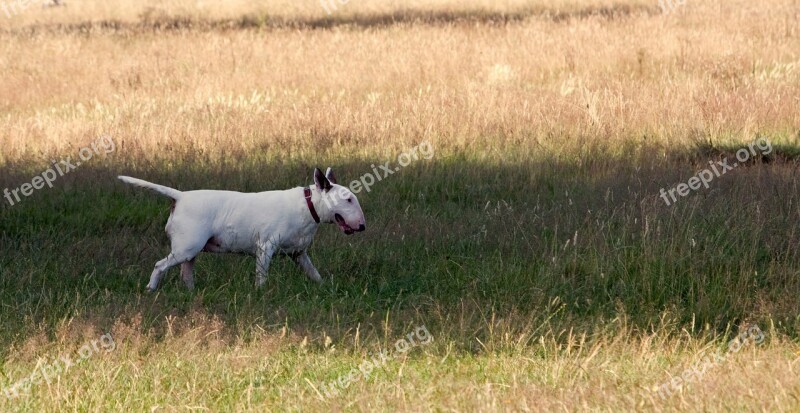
[357, 224, 365, 232]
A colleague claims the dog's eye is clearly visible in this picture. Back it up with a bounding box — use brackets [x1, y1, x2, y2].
[347, 198, 353, 203]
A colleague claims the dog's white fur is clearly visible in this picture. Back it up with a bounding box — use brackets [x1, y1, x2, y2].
[118, 168, 365, 291]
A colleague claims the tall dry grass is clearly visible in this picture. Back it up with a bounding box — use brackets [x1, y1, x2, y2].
[1, 0, 800, 411]
[1, 0, 797, 168]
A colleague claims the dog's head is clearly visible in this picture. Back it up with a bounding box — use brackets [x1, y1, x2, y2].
[314, 167, 366, 235]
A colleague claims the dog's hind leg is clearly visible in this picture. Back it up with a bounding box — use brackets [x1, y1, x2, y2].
[181, 257, 197, 290]
[293, 251, 322, 283]
[148, 235, 206, 292]
[147, 254, 181, 292]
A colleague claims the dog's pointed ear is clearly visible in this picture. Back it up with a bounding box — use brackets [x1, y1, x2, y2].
[313, 168, 332, 192]
[324, 167, 337, 184]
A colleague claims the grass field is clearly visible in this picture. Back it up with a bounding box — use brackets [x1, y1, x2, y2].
[1, 0, 800, 411]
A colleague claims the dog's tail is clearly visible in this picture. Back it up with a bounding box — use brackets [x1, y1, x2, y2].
[118, 176, 182, 200]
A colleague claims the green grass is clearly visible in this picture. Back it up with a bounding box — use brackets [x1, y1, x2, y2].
[3, 0, 800, 408]
[2, 143, 800, 411]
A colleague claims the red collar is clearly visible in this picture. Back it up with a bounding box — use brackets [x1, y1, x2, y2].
[304, 187, 320, 224]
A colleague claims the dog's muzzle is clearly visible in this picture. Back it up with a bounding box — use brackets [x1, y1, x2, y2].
[335, 214, 365, 235]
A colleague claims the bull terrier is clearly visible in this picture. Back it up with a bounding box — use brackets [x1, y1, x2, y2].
[118, 168, 365, 291]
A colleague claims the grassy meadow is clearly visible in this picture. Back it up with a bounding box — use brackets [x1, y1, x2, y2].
[1, 0, 800, 411]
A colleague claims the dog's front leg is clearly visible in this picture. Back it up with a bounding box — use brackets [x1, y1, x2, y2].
[293, 251, 323, 283]
[255, 240, 277, 288]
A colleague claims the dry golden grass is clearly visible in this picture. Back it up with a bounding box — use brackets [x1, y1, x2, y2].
[1, 0, 797, 165]
[2, 313, 799, 412]
[2, 0, 800, 411]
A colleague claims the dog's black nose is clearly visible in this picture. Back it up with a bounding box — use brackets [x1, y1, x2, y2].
[357, 224, 365, 232]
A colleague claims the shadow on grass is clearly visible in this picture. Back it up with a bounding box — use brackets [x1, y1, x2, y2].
[4, 3, 659, 36]
[1, 144, 800, 356]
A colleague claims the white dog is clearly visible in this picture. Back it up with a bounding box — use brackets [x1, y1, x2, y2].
[118, 168, 365, 291]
